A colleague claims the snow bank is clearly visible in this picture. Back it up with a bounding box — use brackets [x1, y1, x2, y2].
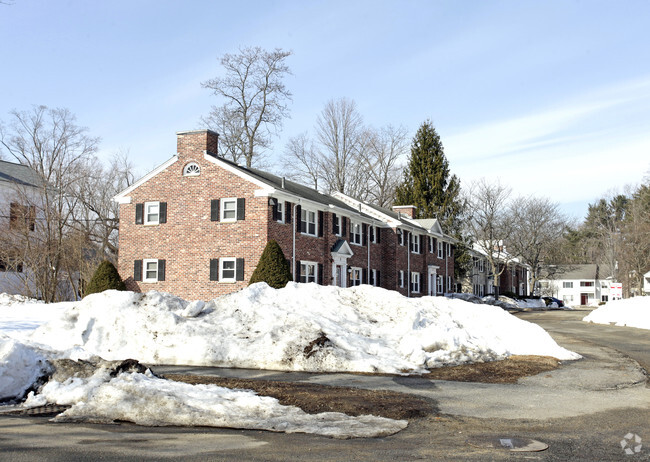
[29, 284, 579, 373]
[0, 295, 72, 342]
[583, 297, 650, 330]
[0, 335, 51, 401]
[24, 367, 406, 438]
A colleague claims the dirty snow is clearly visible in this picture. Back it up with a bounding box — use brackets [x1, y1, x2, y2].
[24, 283, 579, 373]
[0, 283, 581, 437]
[23, 366, 406, 438]
[583, 296, 650, 330]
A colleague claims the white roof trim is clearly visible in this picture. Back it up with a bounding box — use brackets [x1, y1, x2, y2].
[331, 191, 402, 227]
[113, 156, 179, 204]
[203, 153, 273, 191]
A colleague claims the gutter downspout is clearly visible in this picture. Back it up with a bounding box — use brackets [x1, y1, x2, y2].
[293, 202, 299, 281]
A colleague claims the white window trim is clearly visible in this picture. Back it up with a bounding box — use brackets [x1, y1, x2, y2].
[300, 260, 318, 283]
[370, 226, 378, 244]
[411, 272, 420, 293]
[399, 270, 405, 288]
[334, 215, 342, 237]
[350, 266, 362, 286]
[144, 201, 160, 226]
[182, 162, 201, 177]
[143, 259, 158, 283]
[220, 198, 237, 223]
[276, 201, 284, 223]
[370, 269, 379, 286]
[437, 241, 444, 259]
[411, 234, 420, 254]
[350, 221, 362, 245]
[429, 237, 434, 254]
[446, 242, 451, 258]
[301, 208, 318, 237]
[220, 257, 237, 283]
[437, 275, 443, 294]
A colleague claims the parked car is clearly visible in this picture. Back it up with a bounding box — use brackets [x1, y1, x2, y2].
[542, 296, 564, 308]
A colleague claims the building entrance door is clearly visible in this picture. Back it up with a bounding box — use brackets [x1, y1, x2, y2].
[580, 293, 589, 305]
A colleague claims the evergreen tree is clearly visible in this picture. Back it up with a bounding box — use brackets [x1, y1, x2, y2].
[84, 260, 126, 297]
[394, 120, 463, 234]
[394, 121, 467, 278]
[249, 240, 292, 289]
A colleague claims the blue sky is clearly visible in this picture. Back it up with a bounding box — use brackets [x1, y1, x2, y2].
[1, 0, 649, 220]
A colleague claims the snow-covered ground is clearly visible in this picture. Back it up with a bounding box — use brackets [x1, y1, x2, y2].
[0, 283, 581, 437]
[583, 296, 650, 330]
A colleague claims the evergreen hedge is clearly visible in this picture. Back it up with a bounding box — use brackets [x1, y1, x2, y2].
[249, 240, 292, 289]
[84, 260, 127, 297]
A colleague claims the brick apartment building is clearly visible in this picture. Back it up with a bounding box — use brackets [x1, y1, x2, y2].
[114, 130, 456, 300]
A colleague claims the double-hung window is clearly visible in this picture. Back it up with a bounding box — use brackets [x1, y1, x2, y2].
[301, 209, 317, 236]
[221, 198, 237, 222]
[437, 241, 444, 259]
[350, 222, 362, 245]
[300, 261, 317, 283]
[411, 272, 420, 293]
[350, 267, 362, 286]
[145, 202, 159, 225]
[220, 258, 237, 282]
[276, 201, 284, 223]
[437, 275, 443, 294]
[580, 281, 594, 287]
[429, 237, 434, 254]
[411, 234, 420, 254]
[398, 270, 405, 288]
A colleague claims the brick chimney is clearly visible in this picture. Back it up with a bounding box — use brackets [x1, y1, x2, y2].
[176, 130, 219, 159]
[392, 205, 417, 219]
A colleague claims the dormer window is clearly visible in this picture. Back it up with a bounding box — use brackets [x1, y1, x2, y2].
[183, 162, 201, 176]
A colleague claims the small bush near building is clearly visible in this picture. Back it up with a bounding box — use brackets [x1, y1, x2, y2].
[84, 260, 127, 297]
[249, 240, 292, 289]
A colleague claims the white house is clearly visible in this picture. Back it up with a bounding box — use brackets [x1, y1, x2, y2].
[0, 160, 42, 295]
[537, 264, 621, 307]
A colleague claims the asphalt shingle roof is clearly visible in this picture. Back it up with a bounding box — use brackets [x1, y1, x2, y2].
[0, 160, 42, 188]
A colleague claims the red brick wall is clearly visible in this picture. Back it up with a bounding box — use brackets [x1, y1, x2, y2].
[118, 131, 268, 300]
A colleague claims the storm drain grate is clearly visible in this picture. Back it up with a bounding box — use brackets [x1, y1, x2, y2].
[0, 404, 70, 417]
[467, 436, 549, 452]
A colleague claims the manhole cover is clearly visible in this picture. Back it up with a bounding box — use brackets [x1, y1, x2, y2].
[467, 436, 548, 452]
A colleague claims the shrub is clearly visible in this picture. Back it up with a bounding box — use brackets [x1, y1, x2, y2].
[249, 240, 292, 289]
[84, 260, 127, 297]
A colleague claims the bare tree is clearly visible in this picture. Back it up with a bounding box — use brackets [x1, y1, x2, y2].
[619, 183, 650, 296]
[202, 47, 292, 168]
[0, 106, 99, 301]
[363, 125, 408, 208]
[464, 179, 513, 297]
[281, 132, 320, 188]
[508, 195, 567, 295]
[315, 98, 370, 198]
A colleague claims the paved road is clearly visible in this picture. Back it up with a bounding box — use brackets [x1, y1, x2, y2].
[1, 309, 649, 461]
[516, 308, 650, 378]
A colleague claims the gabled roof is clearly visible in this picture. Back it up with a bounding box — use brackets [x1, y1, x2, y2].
[414, 218, 445, 236]
[542, 264, 600, 280]
[0, 160, 42, 188]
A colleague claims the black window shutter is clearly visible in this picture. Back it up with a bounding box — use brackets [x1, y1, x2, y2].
[419, 235, 423, 253]
[210, 259, 219, 281]
[332, 213, 338, 234]
[349, 220, 353, 241]
[235, 258, 245, 281]
[377, 270, 381, 287]
[369, 226, 375, 243]
[211, 199, 220, 221]
[342, 217, 347, 237]
[133, 260, 142, 281]
[135, 203, 144, 225]
[159, 202, 167, 224]
[285, 202, 292, 223]
[422, 272, 427, 293]
[376, 227, 381, 244]
[271, 200, 278, 221]
[362, 224, 368, 246]
[318, 211, 324, 237]
[295, 205, 302, 232]
[318, 264, 323, 285]
[369, 270, 374, 286]
[157, 259, 166, 281]
[236, 198, 245, 220]
[362, 268, 367, 284]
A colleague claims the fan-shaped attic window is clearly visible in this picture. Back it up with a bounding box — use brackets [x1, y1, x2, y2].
[183, 162, 201, 177]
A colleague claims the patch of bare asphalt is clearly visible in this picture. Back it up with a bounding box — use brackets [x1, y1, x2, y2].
[165, 355, 559, 420]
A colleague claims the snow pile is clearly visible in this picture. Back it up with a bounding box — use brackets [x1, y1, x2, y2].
[24, 367, 406, 438]
[0, 335, 51, 401]
[0, 296, 72, 341]
[29, 283, 580, 373]
[583, 297, 650, 330]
